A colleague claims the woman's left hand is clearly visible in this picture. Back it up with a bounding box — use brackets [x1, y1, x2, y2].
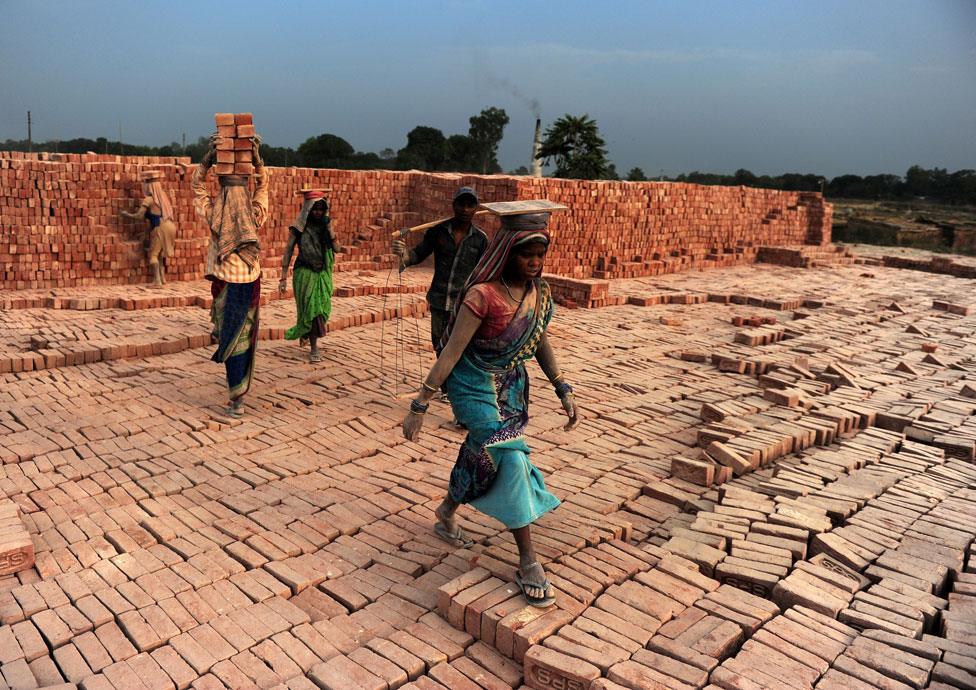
[560, 393, 579, 430]
[403, 411, 425, 441]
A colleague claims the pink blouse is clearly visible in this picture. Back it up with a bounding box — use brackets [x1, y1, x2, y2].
[462, 283, 524, 340]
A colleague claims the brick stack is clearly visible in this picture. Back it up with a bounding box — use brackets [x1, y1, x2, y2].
[516, 176, 833, 280]
[213, 113, 256, 177]
[881, 254, 976, 279]
[0, 151, 834, 290]
[0, 499, 33, 576]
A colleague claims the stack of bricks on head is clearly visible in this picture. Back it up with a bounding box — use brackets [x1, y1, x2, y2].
[214, 113, 256, 176]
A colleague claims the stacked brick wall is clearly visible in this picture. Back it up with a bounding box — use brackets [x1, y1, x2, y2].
[0, 151, 831, 289]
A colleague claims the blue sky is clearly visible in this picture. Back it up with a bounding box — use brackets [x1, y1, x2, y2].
[1, 0, 973, 177]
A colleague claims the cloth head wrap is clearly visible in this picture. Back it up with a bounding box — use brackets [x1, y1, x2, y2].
[145, 180, 175, 223]
[500, 212, 550, 232]
[290, 195, 330, 235]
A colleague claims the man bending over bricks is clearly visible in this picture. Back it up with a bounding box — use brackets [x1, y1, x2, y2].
[191, 135, 268, 418]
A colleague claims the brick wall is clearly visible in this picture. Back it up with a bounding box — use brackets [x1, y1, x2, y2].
[0, 151, 831, 289]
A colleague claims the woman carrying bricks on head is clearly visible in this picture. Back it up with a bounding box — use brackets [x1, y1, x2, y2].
[402, 211, 579, 608]
[120, 171, 178, 286]
[278, 190, 341, 363]
[191, 136, 268, 418]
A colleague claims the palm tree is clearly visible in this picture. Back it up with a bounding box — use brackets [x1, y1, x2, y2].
[538, 114, 610, 180]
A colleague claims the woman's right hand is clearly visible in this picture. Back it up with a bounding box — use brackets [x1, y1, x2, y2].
[403, 411, 425, 441]
[560, 393, 579, 431]
[278, 278, 287, 293]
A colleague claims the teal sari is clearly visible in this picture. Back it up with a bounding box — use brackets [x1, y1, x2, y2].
[445, 279, 561, 529]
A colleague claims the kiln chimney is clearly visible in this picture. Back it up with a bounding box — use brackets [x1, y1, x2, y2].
[531, 118, 542, 177]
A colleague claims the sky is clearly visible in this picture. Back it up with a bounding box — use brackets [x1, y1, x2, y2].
[1, 0, 974, 178]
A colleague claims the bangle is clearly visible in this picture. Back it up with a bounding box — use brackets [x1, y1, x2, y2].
[554, 382, 574, 399]
[410, 399, 429, 415]
[551, 374, 565, 385]
[421, 381, 438, 394]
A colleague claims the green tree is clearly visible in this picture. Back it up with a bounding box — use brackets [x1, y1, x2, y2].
[949, 169, 976, 205]
[860, 174, 902, 199]
[443, 134, 475, 171]
[626, 167, 647, 181]
[538, 114, 611, 179]
[733, 168, 758, 186]
[904, 165, 931, 197]
[298, 133, 355, 168]
[396, 126, 447, 170]
[467, 106, 510, 174]
[510, 165, 530, 176]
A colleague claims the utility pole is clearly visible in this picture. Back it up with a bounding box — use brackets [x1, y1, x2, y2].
[182, 131, 186, 155]
[118, 121, 123, 156]
[27, 111, 32, 153]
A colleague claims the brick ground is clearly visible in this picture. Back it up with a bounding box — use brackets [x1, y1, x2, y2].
[0, 257, 975, 689]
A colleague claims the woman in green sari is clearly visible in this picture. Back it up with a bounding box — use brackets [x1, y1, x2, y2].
[279, 191, 341, 362]
[402, 211, 579, 607]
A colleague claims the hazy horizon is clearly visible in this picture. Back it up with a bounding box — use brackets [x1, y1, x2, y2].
[2, 0, 974, 178]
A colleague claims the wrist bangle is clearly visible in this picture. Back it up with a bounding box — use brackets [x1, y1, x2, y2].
[421, 381, 438, 394]
[554, 382, 574, 399]
[410, 399, 429, 414]
[551, 374, 565, 385]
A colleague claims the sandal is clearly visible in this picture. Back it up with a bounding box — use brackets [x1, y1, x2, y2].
[309, 352, 322, 363]
[223, 399, 244, 419]
[433, 521, 474, 549]
[515, 564, 556, 608]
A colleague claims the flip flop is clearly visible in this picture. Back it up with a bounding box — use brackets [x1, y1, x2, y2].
[515, 567, 556, 608]
[309, 352, 322, 363]
[433, 521, 474, 549]
[224, 405, 243, 419]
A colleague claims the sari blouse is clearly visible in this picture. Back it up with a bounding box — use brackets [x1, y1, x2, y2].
[461, 283, 520, 341]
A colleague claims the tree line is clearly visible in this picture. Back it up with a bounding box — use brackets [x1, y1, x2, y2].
[663, 166, 976, 205]
[1, 106, 514, 175]
[3, 109, 973, 204]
